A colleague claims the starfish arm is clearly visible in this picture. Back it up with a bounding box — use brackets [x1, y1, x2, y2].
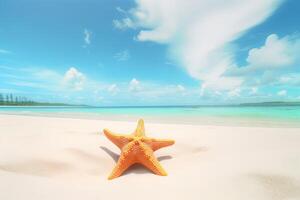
[144, 138, 175, 151]
[138, 142, 168, 176]
[134, 119, 145, 136]
[103, 129, 133, 149]
[108, 142, 136, 180]
[103, 119, 174, 180]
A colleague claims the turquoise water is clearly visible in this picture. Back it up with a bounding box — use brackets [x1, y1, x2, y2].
[0, 106, 300, 123]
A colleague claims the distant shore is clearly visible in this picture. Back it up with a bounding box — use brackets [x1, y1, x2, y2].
[1, 100, 300, 107]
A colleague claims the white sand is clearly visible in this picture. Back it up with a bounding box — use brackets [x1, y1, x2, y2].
[0, 114, 300, 200]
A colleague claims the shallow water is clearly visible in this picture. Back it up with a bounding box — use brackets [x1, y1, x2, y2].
[1, 105, 300, 127]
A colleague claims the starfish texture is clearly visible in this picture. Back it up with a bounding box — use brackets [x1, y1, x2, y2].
[103, 119, 175, 180]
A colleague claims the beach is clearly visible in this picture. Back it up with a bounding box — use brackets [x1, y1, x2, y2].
[1, 114, 300, 200]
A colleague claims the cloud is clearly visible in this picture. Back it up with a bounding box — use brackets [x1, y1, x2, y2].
[107, 84, 119, 95]
[0, 67, 63, 92]
[249, 87, 258, 95]
[277, 90, 287, 96]
[200, 77, 243, 94]
[114, 0, 283, 92]
[113, 18, 135, 30]
[116, 7, 127, 14]
[129, 78, 141, 92]
[114, 50, 130, 61]
[2, 63, 285, 105]
[230, 34, 300, 76]
[32, 69, 62, 81]
[228, 88, 241, 98]
[0, 49, 11, 54]
[278, 73, 300, 86]
[84, 29, 92, 45]
[5, 80, 51, 89]
[63, 67, 85, 91]
[113, 7, 136, 30]
[227, 33, 300, 88]
[0, 88, 20, 93]
[177, 84, 185, 92]
[247, 34, 296, 69]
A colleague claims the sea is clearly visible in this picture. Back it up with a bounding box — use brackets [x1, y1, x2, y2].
[0, 105, 300, 127]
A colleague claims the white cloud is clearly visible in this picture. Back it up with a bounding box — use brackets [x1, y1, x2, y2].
[32, 69, 62, 81]
[228, 88, 241, 98]
[177, 84, 185, 92]
[84, 29, 92, 45]
[121, 81, 201, 104]
[63, 67, 85, 91]
[249, 87, 258, 95]
[3, 63, 288, 104]
[129, 78, 141, 92]
[277, 90, 287, 96]
[107, 84, 119, 94]
[115, 50, 130, 61]
[6, 80, 50, 89]
[200, 76, 243, 93]
[0, 88, 20, 93]
[115, 0, 283, 92]
[113, 7, 136, 30]
[229, 33, 300, 73]
[116, 7, 127, 14]
[279, 73, 300, 86]
[0, 67, 64, 92]
[113, 18, 135, 30]
[111, 1, 300, 101]
[0, 49, 11, 54]
[247, 34, 296, 69]
[227, 33, 300, 89]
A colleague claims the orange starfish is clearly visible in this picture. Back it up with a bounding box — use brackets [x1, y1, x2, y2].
[103, 119, 175, 180]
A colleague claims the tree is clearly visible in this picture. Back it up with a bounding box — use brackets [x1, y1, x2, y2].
[18, 96, 22, 104]
[10, 94, 14, 104]
[0, 93, 3, 104]
[6, 94, 9, 104]
[0, 93, 36, 105]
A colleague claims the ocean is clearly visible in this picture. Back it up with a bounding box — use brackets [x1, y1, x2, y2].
[1, 105, 300, 127]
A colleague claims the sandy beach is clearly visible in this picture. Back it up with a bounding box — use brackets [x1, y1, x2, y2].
[1, 114, 300, 200]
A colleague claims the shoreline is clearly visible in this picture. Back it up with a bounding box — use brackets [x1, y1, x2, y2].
[0, 112, 299, 128]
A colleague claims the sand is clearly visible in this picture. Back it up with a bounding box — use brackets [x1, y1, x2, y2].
[0, 114, 300, 200]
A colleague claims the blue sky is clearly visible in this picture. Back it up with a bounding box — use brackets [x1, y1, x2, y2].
[0, 0, 299, 106]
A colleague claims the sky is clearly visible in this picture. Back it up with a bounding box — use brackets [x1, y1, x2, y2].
[0, 0, 299, 106]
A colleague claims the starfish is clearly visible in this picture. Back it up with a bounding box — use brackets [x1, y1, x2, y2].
[103, 119, 175, 180]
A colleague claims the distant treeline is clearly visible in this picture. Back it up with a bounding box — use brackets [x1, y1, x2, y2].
[240, 101, 300, 106]
[0, 93, 36, 105]
[0, 93, 71, 106]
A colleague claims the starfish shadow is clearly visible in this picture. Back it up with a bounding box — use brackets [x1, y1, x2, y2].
[122, 155, 172, 175]
[99, 146, 119, 162]
[99, 146, 173, 176]
[123, 164, 153, 175]
[100, 146, 173, 162]
[157, 155, 173, 161]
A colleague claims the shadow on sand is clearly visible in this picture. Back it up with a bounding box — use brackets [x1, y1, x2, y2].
[99, 146, 173, 176]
